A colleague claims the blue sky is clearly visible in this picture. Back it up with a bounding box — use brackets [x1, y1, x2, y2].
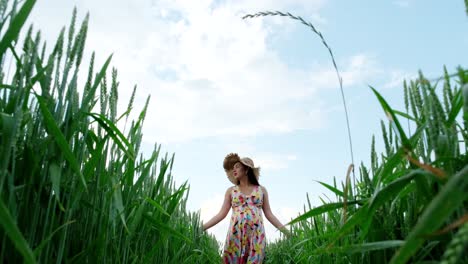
[28, 0, 467, 243]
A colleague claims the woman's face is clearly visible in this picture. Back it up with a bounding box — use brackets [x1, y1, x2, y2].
[232, 162, 247, 180]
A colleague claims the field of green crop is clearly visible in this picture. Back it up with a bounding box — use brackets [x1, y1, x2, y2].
[1, 0, 467, 263]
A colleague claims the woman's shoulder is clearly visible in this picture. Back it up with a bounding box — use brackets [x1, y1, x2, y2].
[226, 185, 237, 193]
[259, 185, 268, 193]
[224, 186, 235, 198]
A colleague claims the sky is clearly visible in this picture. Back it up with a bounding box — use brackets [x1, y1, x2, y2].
[27, 0, 467, 244]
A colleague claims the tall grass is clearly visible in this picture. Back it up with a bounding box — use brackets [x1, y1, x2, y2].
[252, 12, 468, 264]
[264, 71, 468, 264]
[0, 1, 220, 263]
[2, 1, 467, 263]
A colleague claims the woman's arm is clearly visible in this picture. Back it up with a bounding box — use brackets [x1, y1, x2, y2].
[261, 186, 290, 236]
[202, 187, 232, 231]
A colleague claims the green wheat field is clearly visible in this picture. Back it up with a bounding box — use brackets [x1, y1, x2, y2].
[1, 0, 467, 263]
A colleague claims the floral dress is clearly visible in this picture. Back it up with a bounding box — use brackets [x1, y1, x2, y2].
[223, 185, 266, 264]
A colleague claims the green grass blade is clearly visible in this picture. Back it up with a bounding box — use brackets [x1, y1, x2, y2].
[85, 112, 135, 160]
[0, 113, 15, 185]
[390, 165, 468, 264]
[316, 180, 344, 197]
[317, 240, 405, 254]
[0, 0, 36, 56]
[49, 162, 65, 211]
[287, 200, 362, 226]
[154, 158, 169, 195]
[331, 204, 369, 241]
[375, 148, 404, 184]
[377, 122, 426, 184]
[446, 88, 462, 126]
[0, 198, 36, 264]
[371, 86, 411, 150]
[33, 220, 76, 256]
[132, 151, 158, 192]
[34, 92, 87, 191]
[145, 196, 170, 218]
[160, 182, 189, 226]
[111, 176, 128, 233]
[128, 201, 146, 235]
[369, 170, 423, 213]
[393, 110, 419, 124]
[143, 214, 191, 243]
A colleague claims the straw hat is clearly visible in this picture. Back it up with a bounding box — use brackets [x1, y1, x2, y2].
[223, 153, 260, 184]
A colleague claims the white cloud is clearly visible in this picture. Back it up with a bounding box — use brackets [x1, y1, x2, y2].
[213, 143, 297, 171]
[382, 70, 416, 89]
[29, 0, 382, 145]
[255, 153, 298, 171]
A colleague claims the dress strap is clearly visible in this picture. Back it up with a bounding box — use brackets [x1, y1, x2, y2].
[231, 185, 239, 196]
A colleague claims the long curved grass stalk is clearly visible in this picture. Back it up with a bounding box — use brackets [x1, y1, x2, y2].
[242, 11, 355, 183]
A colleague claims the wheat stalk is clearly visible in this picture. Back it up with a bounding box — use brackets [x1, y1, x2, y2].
[242, 11, 355, 184]
[440, 222, 468, 264]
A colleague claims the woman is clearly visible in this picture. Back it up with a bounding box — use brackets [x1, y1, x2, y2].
[203, 153, 289, 263]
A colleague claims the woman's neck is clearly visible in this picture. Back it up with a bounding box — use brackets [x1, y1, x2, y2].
[238, 178, 250, 187]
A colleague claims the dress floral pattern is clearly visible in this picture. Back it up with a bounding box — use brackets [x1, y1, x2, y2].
[223, 185, 265, 263]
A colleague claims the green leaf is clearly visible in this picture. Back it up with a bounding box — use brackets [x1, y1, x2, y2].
[0, 84, 16, 90]
[154, 157, 170, 195]
[34, 93, 87, 191]
[0, 198, 36, 264]
[85, 112, 135, 160]
[145, 197, 170, 217]
[371, 86, 411, 150]
[132, 149, 158, 192]
[331, 204, 369, 241]
[83, 135, 105, 181]
[33, 220, 75, 256]
[446, 88, 463, 126]
[377, 122, 426, 184]
[143, 213, 191, 243]
[0, 113, 15, 179]
[0, 0, 37, 57]
[462, 83, 468, 125]
[316, 180, 344, 197]
[287, 200, 362, 226]
[369, 170, 422, 213]
[128, 201, 146, 235]
[317, 240, 405, 254]
[161, 182, 189, 224]
[49, 162, 65, 211]
[375, 147, 404, 184]
[111, 176, 128, 233]
[390, 165, 468, 264]
[393, 110, 419, 123]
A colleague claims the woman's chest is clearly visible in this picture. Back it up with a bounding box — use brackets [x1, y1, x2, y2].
[231, 188, 263, 207]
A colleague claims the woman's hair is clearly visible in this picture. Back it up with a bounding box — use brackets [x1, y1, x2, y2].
[241, 163, 260, 186]
[224, 153, 240, 171]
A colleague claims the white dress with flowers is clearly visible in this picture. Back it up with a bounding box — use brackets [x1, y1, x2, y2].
[222, 185, 265, 263]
